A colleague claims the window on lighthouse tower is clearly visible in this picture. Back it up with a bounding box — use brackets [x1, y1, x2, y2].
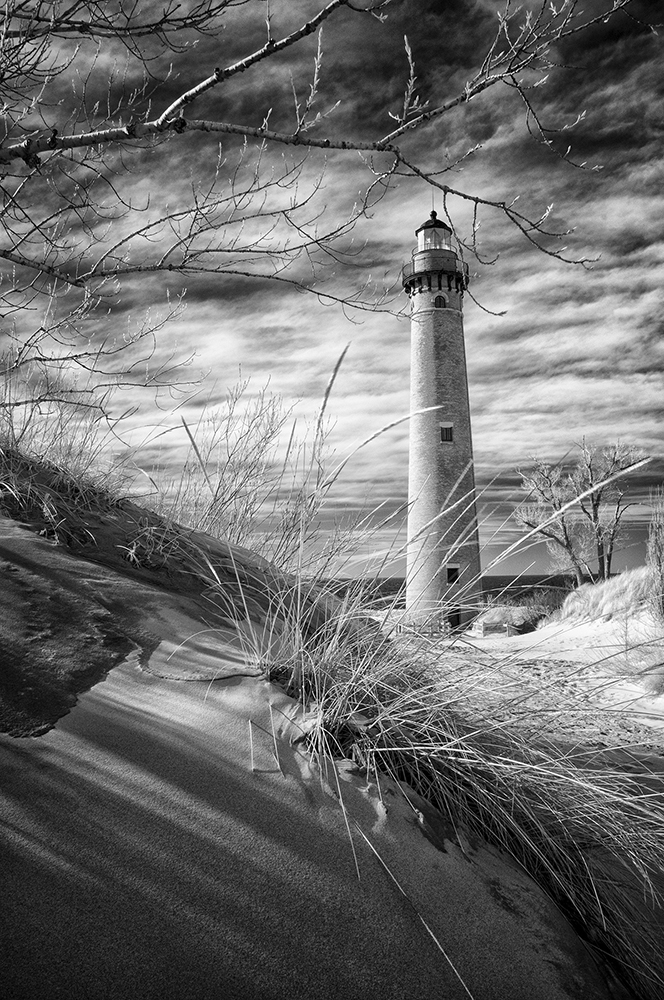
[440, 423, 454, 443]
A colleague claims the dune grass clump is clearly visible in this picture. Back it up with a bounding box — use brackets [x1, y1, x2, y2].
[257, 595, 664, 1000]
[552, 567, 653, 625]
[0, 444, 128, 546]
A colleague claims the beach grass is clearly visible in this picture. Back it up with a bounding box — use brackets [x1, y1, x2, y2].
[551, 566, 653, 624]
[241, 578, 663, 1000]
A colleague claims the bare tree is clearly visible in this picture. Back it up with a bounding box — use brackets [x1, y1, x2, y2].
[516, 441, 647, 584]
[0, 0, 658, 416]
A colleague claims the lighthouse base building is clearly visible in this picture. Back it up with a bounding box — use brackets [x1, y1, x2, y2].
[402, 212, 481, 629]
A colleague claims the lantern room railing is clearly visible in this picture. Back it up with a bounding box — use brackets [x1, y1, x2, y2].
[401, 253, 470, 287]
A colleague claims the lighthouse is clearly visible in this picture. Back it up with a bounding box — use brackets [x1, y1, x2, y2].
[401, 211, 481, 628]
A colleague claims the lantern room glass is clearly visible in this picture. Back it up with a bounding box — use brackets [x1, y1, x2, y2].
[417, 226, 453, 252]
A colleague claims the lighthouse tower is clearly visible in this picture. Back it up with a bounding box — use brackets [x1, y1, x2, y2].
[401, 211, 481, 628]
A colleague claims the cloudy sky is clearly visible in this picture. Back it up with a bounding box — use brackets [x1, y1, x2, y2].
[4, 0, 664, 576]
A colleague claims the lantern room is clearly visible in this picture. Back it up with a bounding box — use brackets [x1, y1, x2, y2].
[401, 208, 469, 295]
[416, 210, 453, 252]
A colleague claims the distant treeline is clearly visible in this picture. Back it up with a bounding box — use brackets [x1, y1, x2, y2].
[319, 574, 575, 607]
[480, 574, 576, 598]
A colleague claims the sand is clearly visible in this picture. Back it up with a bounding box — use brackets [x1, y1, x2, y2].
[449, 614, 664, 751]
[1, 658, 622, 1000]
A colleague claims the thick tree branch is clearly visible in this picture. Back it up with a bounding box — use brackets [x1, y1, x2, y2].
[155, 0, 354, 125]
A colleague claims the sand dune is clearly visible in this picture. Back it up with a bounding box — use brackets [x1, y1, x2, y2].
[0, 515, 650, 998]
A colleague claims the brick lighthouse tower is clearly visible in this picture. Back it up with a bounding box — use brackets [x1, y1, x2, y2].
[401, 211, 481, 628]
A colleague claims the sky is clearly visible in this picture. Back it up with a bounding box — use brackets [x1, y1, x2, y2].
[4, 0, 664, 577]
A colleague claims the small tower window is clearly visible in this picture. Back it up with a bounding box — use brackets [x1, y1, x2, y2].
[434, 295, 446, 309]
[446, 565, 460, 585]
[440, 422, 453, 443]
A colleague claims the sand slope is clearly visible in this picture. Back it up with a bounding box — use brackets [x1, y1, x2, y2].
[0, 516, 265, 733]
